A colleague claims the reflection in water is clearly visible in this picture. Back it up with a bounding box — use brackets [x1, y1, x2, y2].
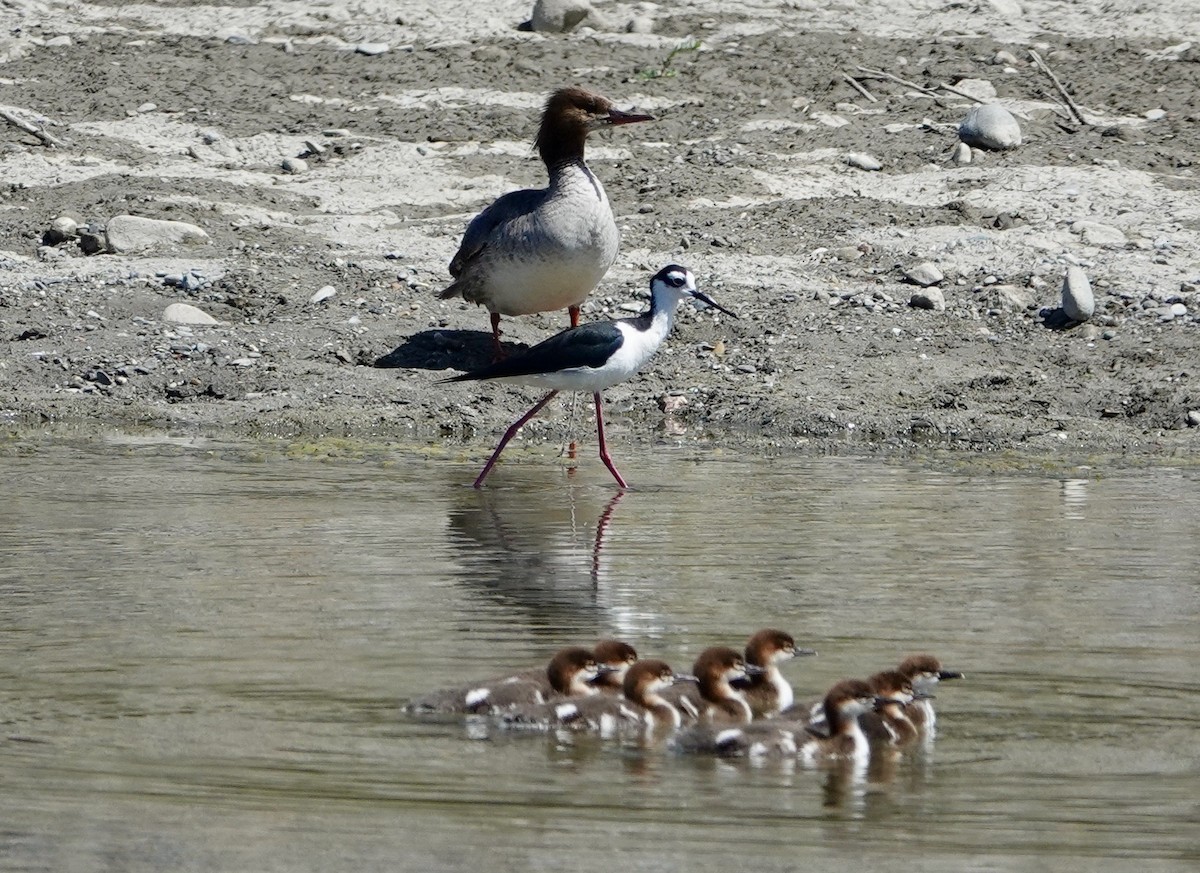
[443, 480, 648, 637]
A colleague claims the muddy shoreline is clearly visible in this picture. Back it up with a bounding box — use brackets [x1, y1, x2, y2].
[1, 1, 1198, 463]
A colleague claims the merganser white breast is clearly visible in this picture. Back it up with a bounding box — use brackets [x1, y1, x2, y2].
[438, 87, 654, 355]
[445, 265, 736, 489]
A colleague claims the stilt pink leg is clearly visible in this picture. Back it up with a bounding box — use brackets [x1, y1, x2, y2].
[593, 392, 628, 489]
[489, 312, 505, 361]
[473, 390, 559, 488]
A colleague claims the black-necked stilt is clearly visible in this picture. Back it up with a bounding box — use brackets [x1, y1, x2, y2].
[444, 264, 736, 489]
[438, 87, 654, 357]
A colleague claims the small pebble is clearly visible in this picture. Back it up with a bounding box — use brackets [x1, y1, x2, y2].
[959, 104, 1022, 150]
[950, 142, 972, 165]
[310, 285, 337, 304]
[136, 102, 157, 113]
[845, 152, 881, 171]
[1061, 266, 1095, 322]
[281, 157, 308, 174]
[905, 261, 944, 287]
[1169, 302, 1187, 317]
[626, 15, 654, 33]
[1144, 108, 1166, 122]
[531, 0, 593, 32]
[355, 42, 390, 56]
[1187, 410, 1200, 427]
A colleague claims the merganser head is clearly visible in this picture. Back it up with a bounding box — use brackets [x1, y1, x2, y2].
[744, 628, 817, 667]
[898, 654, 964, 695]
[822, 678, 882, 727]
[868, 669, 919, 707]
[535, 87, 653, 166]
[649, 265, 738, 318]
[546, 647, 604, 696]
[692, 646, 764, 697]
[622, 659, 680, 701]
[592, 639, 638, 679]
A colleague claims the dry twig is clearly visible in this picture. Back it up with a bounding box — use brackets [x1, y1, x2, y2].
[1027, 49, 1088, 125]
[0, 107, 64, 148]
[855, 65, 941, 98]
[841, 72, 878, 103]
[937, 82, 987, 104]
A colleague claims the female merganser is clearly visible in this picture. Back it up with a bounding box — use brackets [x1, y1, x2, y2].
[446, 265, 736, 489]
[736, 628, 817, 718]
[896, 654, 963, 738]
[403, 646, 607, 715]
[438, 87, 654, 356]
[498, 659, 690, 733]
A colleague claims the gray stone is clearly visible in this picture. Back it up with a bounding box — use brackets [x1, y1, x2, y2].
[958, 104, 1022, 150]
[1061, 266, 1095, 322]
[531, 0, 592, 32]
[1169, 302, 1188, 317]
[905, 261, 944, 287]
[1072, 220, 1127, 247]
[626, 15, 654, 33]
[163, 303, 218, 325]
[106, 215, 209, 254]
[44, 215, 77, 245]
[950, 142, 972, 165]
[910, 288, 946, 311]
[282, 157, 308, 174]
[1187, 410, 1200, 428]
[845, 152, 881, 171]
[989, 284, 1034, 310]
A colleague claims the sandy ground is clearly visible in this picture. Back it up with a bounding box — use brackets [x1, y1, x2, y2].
[1, 0, 1198, 463]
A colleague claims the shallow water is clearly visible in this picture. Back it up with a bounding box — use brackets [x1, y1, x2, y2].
[1, 436, 1197, 872]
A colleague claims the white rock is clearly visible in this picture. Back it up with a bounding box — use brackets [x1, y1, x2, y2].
[531, 0, 592, 32]
[1187, 410, 1200, 428]
[950, 142, 973, 165]
[44, 35, 73, 48]
[905, 261, 944, 287]
[310, 285, 336, 304]
[281, 157, 308, 174]
[105, 215, 209, 253]
[355, 42, 389, 56]
[1169, 302, 1187, 317]
[1144, 108, 1167, 121]
[986, 0, 1024, 18]
[910, 288, 946, 311]
[954, 79, 997, 100]
[992, 50, 1019, 65]
[626, 15, 654, 33]
[1071, 220, 1126, 247]
[959, 104, 1022, 150]
[137, 102, 157, 113]
[48, 215, 77, 241]
[845, 152, 881, 171]
[1061, 267, 1095, 322]
[163, 303, 218, 325]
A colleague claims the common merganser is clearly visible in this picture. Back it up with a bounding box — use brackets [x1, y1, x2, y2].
[439, 87, 653, 356]
[735, 628, 817, 718]
[403, 646, 607, 715]
[896, 654, 963, 738]
[498, 659, 692, 734]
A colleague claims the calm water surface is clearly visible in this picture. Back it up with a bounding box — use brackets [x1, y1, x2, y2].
[0, 437, 1196, 872]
